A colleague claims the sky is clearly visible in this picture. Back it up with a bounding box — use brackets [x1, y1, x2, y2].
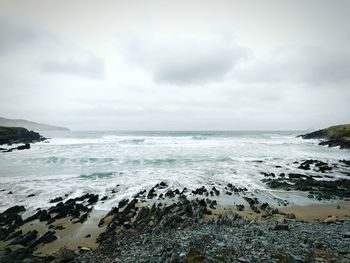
[0, 0, 349, 131]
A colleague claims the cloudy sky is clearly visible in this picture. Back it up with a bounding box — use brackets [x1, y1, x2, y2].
[0, 0, 349, 130]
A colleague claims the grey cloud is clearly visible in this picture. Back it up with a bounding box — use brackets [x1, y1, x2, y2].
[0, 16, 47, 54]
[234, 46, 350, 86]
[119, 34, 248, 84]
[153, 49, 237, 84]
[0, 16, 105, 79]
[42, 54, 105, 79]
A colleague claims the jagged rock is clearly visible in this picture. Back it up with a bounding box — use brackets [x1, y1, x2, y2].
[147, 188, 157, 199]
[165, 190, 175, 198]
[49, 197, 63, 203]
[30, 231, 57, 248]
[0, 126, 46, 145]
[17, 143, 30, 150]
[10, 230, 38, 246]
[236, 204, 245, 211]
[2, 206, 25, 214]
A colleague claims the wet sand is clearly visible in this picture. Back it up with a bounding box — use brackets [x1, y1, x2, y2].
[204, 200, 350, 223]
[20, 209, 107, 256]
[279, 200, 350, 222]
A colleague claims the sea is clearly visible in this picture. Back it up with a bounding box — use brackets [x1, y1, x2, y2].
[1, 130, 349, 212]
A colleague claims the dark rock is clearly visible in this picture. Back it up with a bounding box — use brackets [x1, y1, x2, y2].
[261, 172, 276, 177]
[2, 205, 25, 214]
[156, 181, 168, 189]
[236, 204, 245, 211]
[17, 143, 30, 150]
[165, 190, 175, 198]
[192, 186, 208, 196]
[243, 197, 260, 213]
[29, 231, 57, 248]
[23, 210, 42, 223]
[273, 224, 289, 231]
[49, 197, 63, 203]
[0, 126, 46, 145]
[73, 213, 88, 224]
[10, 230, 38, 246]
[260, 202, 269, 210]
[5, 230, 23, 241]
[118, 199, 129, 208]
[147, 188, 157, 199]
[134, 190, 147, 198]
[209, 200, 217, 209]
[340, 159, 350, 166]
[87, 194, 99, 204]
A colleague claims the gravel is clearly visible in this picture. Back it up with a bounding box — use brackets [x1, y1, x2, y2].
[77, 212, 350, 263]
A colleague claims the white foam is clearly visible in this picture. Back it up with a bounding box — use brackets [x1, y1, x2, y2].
[0, 131, 349, 212]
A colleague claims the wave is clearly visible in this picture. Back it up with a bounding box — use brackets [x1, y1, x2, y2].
[120, 138, 145, 144]
[30, 156, 117, 164]
[79, 172, 115, 179]
[25, 155, 236, 166]
[191, 136, 207, 140]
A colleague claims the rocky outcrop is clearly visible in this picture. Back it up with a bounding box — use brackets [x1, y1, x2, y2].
[299, 124, 350, 149]
[0, 126, 46, 146]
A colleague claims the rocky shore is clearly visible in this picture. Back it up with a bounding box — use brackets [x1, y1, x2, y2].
[0, 158, 349, 262]
[81, 212, 350, 263]
[300, 124, 350, 149]
[0, 126, 46, 153]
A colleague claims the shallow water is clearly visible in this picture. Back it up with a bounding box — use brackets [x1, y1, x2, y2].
[0, 130, 349, 212]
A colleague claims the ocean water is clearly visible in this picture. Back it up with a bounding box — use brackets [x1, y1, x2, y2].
[0, 130, 349, 212]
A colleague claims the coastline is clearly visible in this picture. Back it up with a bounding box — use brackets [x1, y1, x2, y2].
[1, 130, 349, 262]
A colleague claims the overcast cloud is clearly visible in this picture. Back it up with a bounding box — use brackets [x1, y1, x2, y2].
[118, 33, 248, 84]
[0, 0, 349, 130]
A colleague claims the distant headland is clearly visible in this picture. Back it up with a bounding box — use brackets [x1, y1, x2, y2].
[0, 116, 69, 131]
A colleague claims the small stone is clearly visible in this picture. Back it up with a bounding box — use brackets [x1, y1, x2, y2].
[217, 242, 225, 247]
[286, 213, 296, 219]
[324, 216, 338, 224]
[286, 253, 303, 263]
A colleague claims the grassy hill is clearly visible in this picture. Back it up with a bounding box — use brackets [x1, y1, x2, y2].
[324, 124, 350, 140]
[300, 124, 350, 149]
